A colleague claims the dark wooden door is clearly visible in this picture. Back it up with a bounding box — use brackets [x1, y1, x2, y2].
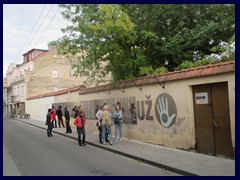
[193, 82, 234, 158]
[193, 84, 215, 156]
[211, 83, 234, 158]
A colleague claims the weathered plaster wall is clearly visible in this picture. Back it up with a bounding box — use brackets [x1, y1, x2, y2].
[27, 72, 235, 150]
[26, 96, 54, 121]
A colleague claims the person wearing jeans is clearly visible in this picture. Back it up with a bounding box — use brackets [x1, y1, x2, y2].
[115, 120, 123, 141]
[101, 105, 113, 145]
[113, 102, 123, 142]
[46, 108, 53, 137]
[102, 124, 112, 145]
[74, 110, 86, 146]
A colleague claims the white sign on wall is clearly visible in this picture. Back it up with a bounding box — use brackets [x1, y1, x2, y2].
[195, 92, 209, 104]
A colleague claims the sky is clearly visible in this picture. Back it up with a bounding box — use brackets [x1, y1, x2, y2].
[3, 4, 70, 77]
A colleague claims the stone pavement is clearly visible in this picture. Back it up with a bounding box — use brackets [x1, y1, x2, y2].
[16, 118, 235, 176]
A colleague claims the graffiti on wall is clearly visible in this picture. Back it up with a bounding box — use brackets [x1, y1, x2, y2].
[155, 93, 177, 128]
[52, 93, 177, 128]
[136, 93, 177, 128]
[52, 96, 138, 125]
[136, 95, 153, 121]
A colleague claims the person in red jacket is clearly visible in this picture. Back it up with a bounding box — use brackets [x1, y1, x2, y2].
[51, 106, 57, 128]
[74, 110, 86, 146]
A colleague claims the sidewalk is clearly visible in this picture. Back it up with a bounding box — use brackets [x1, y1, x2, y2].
[17, 118, 235, 176]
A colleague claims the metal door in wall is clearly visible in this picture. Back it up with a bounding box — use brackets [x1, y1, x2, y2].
[193, 82, 234, 158]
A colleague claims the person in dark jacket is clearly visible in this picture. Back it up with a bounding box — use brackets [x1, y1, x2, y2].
[56, 106, 65, 128]
[64, 107, 72, 133]
[46, 108, 53, 137]
[72, 105, 81, 118]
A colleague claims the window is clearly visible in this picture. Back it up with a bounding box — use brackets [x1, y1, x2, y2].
[22, 85, 24, 97]
[54, 86, 58, 92]
[70, 69, 75, 77]
[53, 70, 58, 78]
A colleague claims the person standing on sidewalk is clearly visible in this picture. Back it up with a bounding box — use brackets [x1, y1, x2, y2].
[64, 107, 72, 133]
[95, 104, 103, 143]
[74, 110, 86, 146]
[72, 105, 79, 118]
[56, 106, 65, 128]
[113, 102, 123, 142]
[95, 103, 109, 144]
[101, 105, 113, 145]
[46, 108, 53, 137]
[51, 106, 57, 128]
[73, 105, 81, 133]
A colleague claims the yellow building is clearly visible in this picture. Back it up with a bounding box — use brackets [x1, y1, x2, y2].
[4, 48, 87, 117]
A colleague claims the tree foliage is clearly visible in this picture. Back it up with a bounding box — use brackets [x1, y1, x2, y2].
[50, 4, 235, 84]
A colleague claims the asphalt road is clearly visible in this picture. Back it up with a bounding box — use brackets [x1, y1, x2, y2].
[3, 118, 179, 176]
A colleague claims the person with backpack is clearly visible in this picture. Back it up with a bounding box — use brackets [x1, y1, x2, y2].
[113, 102, 123, 142]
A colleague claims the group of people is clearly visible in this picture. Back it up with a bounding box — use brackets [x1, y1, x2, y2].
[45, 106, 73, 137]
[45, 105, 86, 147]
[46, 102, 124, 146]
[95, 102, 123, 145]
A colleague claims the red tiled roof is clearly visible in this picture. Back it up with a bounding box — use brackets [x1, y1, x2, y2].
[27, 60, 235, 100]
[22, 48, 48, 56]
[78, 60, 235, 94]
[31, 49, 51, 61]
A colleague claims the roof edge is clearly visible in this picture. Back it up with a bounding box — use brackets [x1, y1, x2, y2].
[27, 85, 81, 100]
[27, 60, 235, 100]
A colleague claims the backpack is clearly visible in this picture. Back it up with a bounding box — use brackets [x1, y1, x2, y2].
[113, 113, 120, 124]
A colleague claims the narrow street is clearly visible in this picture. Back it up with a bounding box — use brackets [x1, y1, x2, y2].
[3, 118, 179, 176]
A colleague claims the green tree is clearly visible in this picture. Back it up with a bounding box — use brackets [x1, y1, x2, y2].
[51, 4, 235, 83]
[122, 4, 235, 70]
[50, 4, 142, 84]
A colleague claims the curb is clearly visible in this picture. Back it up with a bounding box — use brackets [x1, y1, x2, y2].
[18, 119, 197, 176]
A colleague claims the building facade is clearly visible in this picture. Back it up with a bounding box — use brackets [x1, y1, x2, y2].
[3, 48, 87, 117]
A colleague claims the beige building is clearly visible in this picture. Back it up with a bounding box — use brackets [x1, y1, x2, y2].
[25, 48, 88, 97]
[4, 63, 26, 117]
[3, 48, 87, 117]
[26, 60, 235, 159]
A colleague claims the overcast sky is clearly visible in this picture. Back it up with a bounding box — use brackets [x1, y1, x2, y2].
[3, 4, 70, 77]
